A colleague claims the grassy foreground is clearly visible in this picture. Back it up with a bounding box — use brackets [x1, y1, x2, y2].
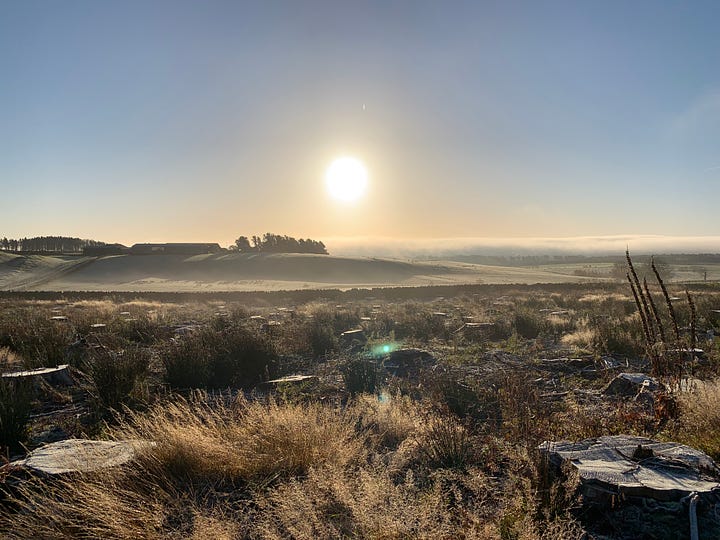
[0, 281, 719, 538]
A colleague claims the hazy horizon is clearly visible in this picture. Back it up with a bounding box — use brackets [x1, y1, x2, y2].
[5, 233, 720, 259]
[3, 1, 720, 244]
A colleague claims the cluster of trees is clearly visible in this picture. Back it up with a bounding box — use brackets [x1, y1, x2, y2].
[229, 233, 328, 254]
[0, 236, 105, 253]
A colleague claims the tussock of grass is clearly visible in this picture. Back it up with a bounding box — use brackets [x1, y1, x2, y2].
[353, 394, 423, 450]
[118, 394, 363, 485]
[415, 414, 473, 470]
[560, 327, 596, 350]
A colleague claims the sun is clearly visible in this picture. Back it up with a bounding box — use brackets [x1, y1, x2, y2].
[325, 157, 368, 202]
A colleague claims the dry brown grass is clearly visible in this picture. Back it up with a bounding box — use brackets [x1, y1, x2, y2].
[0, 472, 168, 539]
[560, 326, 596, 350]
[673, 378, 720, 460]
[254, 464, 495, 539]
[117, 393, 364, 485]
[352, 393, 424, 450]
[1, 390, 570, 539]
[13, 287, 708, 538]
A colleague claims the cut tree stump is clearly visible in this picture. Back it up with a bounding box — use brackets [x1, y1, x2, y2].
[539, 435, 720, 503]
[12, 439, 154, 475]
[1, 364, 73, 386]
[260, 375, 319, 389]
[602, 372, 659, 397]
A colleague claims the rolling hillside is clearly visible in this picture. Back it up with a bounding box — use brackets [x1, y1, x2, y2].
[0, 252, 601, 292]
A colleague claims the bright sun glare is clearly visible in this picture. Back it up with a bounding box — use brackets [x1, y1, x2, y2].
[325, 157, 368, 202]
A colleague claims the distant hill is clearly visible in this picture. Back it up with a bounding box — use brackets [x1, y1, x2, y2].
[0, 252, 602, 292]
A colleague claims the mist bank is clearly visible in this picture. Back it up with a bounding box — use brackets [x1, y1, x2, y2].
[324, 235, 720, 259]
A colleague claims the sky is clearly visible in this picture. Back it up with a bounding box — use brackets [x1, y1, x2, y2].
[2, 0, 720, 254]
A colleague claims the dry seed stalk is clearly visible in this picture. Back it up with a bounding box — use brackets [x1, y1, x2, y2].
[643, 278, 665, 343]
[652, 257, 680, 344]
[626, 250, 656, 344]
[627, 272, 652, 352]
[644, 277, 667, 374]
[686, 289, 696, 353]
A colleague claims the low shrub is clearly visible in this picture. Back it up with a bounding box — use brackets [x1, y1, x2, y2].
[341, 358, 377, 395]
[162, 327, 277, 390]
[0, 378, 33, 451]
[591, 315, 643, 357]
[110, 315, 164, 344]
[423, 370, 503, 429]
[307, 320, 337, 357]
[392, 304, 449, 342]
[512, 309, 545, 339]
[85, 342, 150, 411]
[417, 415, 473, 470]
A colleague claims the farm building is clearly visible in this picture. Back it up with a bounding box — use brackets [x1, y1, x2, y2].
[129, 243, 223, 255]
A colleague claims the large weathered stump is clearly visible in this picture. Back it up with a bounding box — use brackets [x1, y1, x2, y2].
[539, 435, 720, 503]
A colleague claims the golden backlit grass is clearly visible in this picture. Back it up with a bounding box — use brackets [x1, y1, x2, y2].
[117, 393, 364, 485]
[0, 391, 590, 539]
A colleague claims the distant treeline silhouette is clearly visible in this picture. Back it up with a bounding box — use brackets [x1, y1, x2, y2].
[0, 236, 105, 253]
[230, 233, 328, 254]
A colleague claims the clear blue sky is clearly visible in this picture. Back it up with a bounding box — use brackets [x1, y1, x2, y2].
[2, 1, 720, 248]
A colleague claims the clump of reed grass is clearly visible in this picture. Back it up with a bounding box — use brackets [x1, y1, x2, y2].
[512, 308, 546, 339]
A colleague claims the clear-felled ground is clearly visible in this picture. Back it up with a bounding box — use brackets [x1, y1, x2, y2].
[1, 283, 719, 539]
